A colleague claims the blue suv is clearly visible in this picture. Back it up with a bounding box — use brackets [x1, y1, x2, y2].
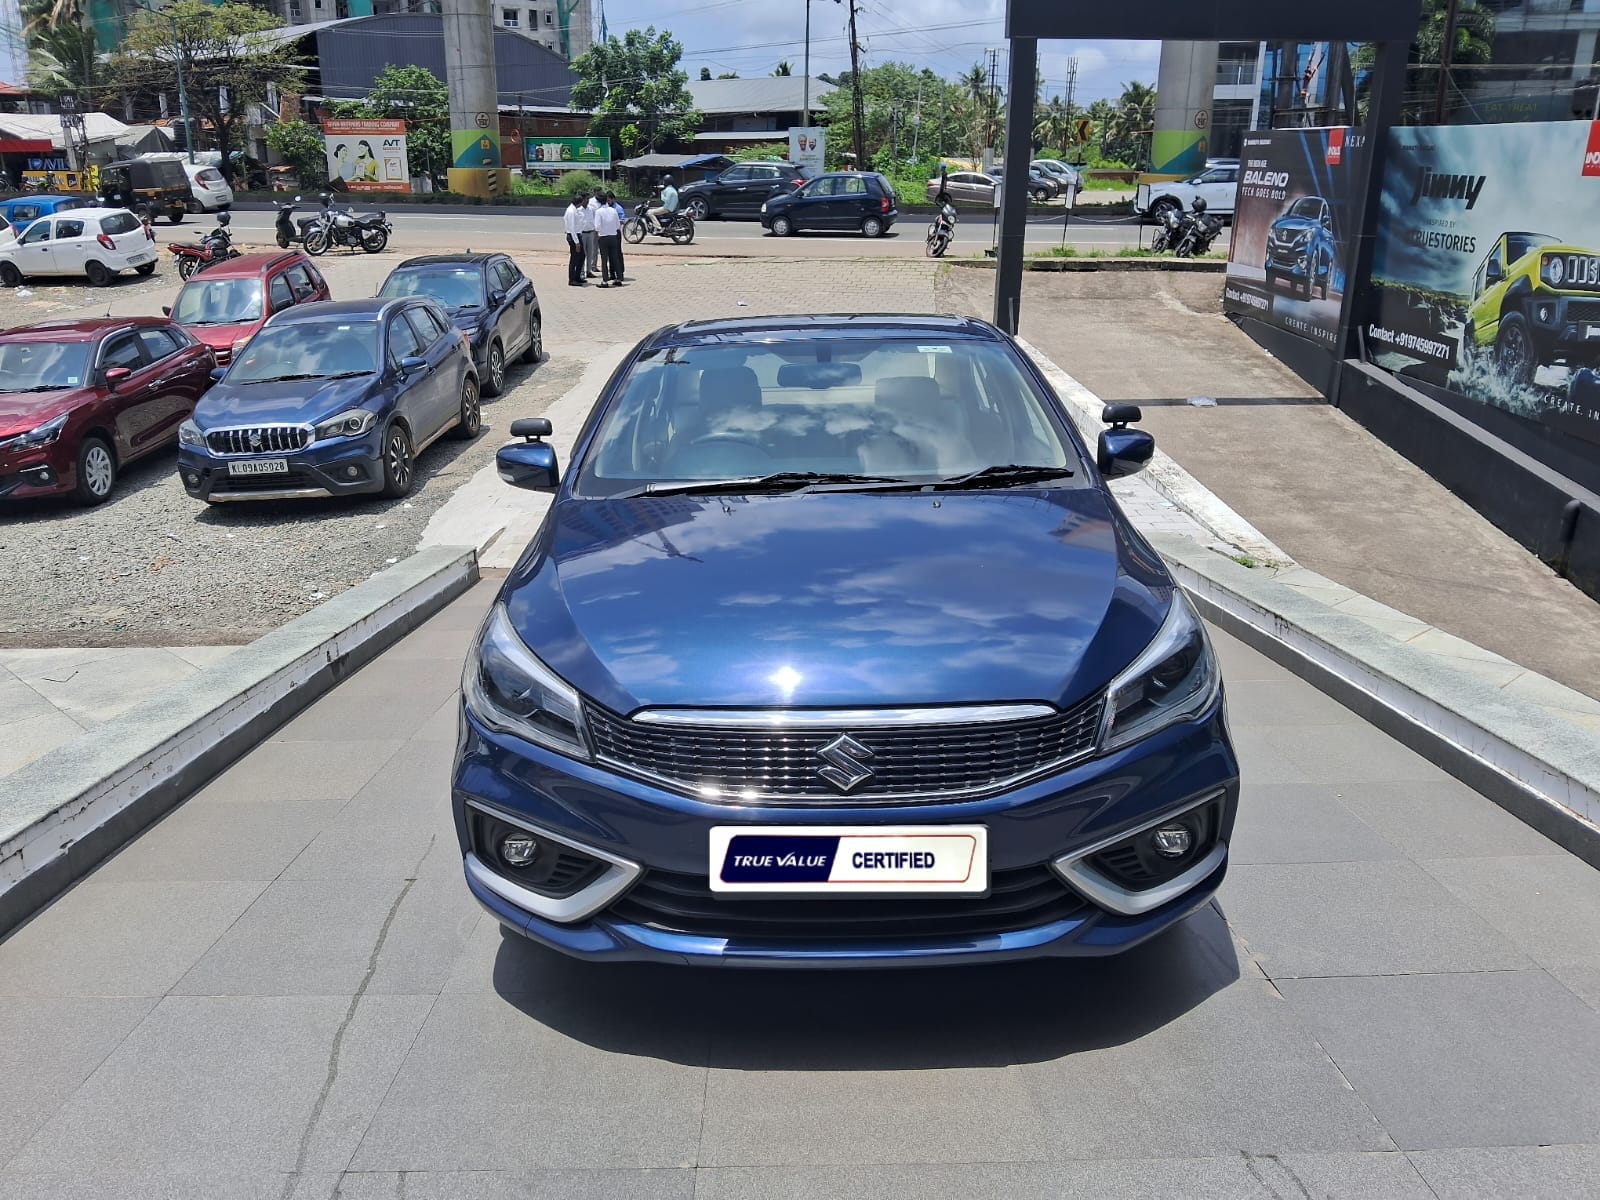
[454, 315, 1239, 967]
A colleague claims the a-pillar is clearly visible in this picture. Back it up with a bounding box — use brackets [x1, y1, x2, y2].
[1151, 40, 1219, 177]
[442, 0, 510, 199]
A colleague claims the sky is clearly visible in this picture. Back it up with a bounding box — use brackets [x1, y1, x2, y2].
[597, 0, 1160, 107]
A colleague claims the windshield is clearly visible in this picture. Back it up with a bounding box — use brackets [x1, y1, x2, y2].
[1506, 232, 1559, 263]
[578, 335, 1082, 496]
[380, 266, 486, 309]
[0, 341, 91, 391]
[227, 321, 378, 383]
[175, 277, 263, 325]
[1287, 198, 1324, 219]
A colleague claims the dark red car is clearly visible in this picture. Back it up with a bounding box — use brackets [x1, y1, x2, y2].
[0, 317, 215, 504]
[166, 251, 331, 369]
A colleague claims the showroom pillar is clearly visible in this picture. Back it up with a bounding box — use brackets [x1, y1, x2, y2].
[1151, 41, 1218, 177]
[442, 0, 510, 198]
[993, 35, 1037, 335]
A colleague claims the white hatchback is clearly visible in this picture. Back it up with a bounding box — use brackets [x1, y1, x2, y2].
[0, 208, 160, 287]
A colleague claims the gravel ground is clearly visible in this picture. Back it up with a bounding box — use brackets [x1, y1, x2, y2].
[0, 353, 583, 646]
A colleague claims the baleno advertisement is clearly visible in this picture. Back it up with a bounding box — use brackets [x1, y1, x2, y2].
[1364, 121, 1600, 446]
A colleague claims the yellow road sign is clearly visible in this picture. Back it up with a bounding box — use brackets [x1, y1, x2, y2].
[1074, 118, 1093, 144]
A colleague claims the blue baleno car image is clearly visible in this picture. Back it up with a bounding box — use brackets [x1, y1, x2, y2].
[453, 314, 1240, 967]
[1265, 195, 1339, 300]
[177, 297, 480, 503]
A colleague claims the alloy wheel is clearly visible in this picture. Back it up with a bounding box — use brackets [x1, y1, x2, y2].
[487, 342, 505, 396]
[456, 377, 481, 438]
[384, 427, 414, 496]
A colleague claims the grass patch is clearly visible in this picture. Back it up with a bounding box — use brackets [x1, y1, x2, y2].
[1029, 245, 1227, 260]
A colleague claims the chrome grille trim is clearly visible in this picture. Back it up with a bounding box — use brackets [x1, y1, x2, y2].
[584, 694, 1106, 806]
[204, 423, 312, 456]
[633, 703, 1056, 728]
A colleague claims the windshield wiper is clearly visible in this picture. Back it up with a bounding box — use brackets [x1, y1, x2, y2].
[617, 471, 906, 498]
[922, 464, 1077, 491]
[9, 384, 69, 393]
[240, 371, 369, 384]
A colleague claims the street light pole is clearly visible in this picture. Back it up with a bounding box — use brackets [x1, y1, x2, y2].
[802, 0, 810, 122]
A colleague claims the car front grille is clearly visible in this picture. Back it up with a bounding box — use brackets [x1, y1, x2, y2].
[205, 425, 309, 456]
[582, 695, 1105, 805]
[607, 864, 1087, 943]
[1566, 299, 1600, 324]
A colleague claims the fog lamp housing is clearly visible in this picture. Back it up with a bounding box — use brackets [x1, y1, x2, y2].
[499, 832, 538, 867]
[1151, 824, 1193, 858]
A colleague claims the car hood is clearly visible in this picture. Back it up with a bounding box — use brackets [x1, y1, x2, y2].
[502, 489, 1172, 714]
[0, 388, 87, 437]
[1271, 215, 1320, 235]
[194, 375, 373, 427]
[185, 321, 262, 350]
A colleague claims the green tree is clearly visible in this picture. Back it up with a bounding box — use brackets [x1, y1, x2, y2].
[716, 71, 739, 79]
[1104, 80, 1156, 168]
[773, 60, 792, 77]
[263, 119, 329, 188]
[1034, 95, 1075, 156]
[331, 63, 449, 187]
[698, 66, 711, 80]
[24, 7, 103, 102]
[110, 1, 304, 182]
[1354, 0, 1496, 122]
[571, 27, 700, 154]
[820, 62, 967, 168]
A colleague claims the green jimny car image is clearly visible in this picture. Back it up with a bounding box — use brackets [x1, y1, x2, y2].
[1461, 230, 1600, 386]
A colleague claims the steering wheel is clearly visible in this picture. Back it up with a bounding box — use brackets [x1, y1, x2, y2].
[687, 431, 767, 452]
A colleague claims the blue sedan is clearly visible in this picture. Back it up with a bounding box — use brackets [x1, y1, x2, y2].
[177, 297, 479, 502]
[0, 195, 91, 232]
[452, 313, 1240, 968]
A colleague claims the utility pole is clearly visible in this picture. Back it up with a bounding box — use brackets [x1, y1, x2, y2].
[136, 1, 195, 162]
[911, 80, 922, 159]
[1064, 56, 1078, 117]
[802, 0, 811, 122]
[1433, 0, 1461, 124]
[846, 0, 865, 169]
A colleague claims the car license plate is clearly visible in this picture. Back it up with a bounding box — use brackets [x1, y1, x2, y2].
[227, 458, 289, 476]
[130, 250, 154, 264]
[709, 825, 987, 895]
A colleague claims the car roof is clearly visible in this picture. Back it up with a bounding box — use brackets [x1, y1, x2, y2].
[4, 195, 78, 206]
[0, 316, 173, 342]
[269, 297, 412, 324]
[643, 314, 1001, 350]
[32, 207, 139, 219]
[393, 254, 497, 268]
[190, 251, 309, 280]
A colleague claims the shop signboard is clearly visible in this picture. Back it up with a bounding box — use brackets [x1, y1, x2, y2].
[1362, 120, 1600, 446]
[323, 118, 410, 192]
[788, 127, 825, 175]
[1224, 126, 1362, 350]
[525, 135, 612, 170]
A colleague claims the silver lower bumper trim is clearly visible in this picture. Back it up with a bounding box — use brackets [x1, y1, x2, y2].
[464, 802, 642, 924]
[1051, 791, 1228, 917]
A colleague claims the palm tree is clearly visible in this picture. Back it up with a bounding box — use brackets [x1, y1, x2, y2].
[1105, 81, 1156, 168]
[24, 5, 101, 102]
[1035, 95, 1073, 155]
[773, 60, 792, 77]
[1353, 0, 1496, 122]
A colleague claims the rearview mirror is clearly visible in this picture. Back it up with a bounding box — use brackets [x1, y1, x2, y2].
[776, 362, 863, 389]
[1097, 428, 1155, 479]
[103, 366, 131, 388]
[497, 441, 559, 492]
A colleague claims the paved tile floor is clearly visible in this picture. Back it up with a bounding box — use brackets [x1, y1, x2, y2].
[2, 576, 1599, 1199]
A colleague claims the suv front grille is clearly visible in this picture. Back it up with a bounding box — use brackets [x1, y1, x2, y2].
[205, 425, 309, 456]
[1566, 299, 1600, 325]
[583, 695, 1105, 805]
[607, 864, 1087, 943]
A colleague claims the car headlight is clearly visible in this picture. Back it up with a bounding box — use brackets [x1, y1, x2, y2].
[1099, 590, 1219, 754]
[19, 412, 68, 447]
[760, 201, 768, 213]
[313, 409, 377, 441]
[1542, 254, 1565, 287]
[463, 605, 590, 759]
[177, 419, 206, 447]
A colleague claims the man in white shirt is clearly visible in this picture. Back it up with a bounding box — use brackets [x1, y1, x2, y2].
[563, 191, 587, 286]
[648, 174, 679, 232]
[578, 190, 598, 280]
[584, 192, 603, 277]
[594, 190, 623, 286]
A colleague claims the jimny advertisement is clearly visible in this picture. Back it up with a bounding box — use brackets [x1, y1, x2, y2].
[1364, 120, 1600, 444]
[1224, 127, 1362, 349]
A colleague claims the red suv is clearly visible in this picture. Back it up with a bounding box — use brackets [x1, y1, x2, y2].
[0, 317, 215, 504]
[166, 251, 331, 368]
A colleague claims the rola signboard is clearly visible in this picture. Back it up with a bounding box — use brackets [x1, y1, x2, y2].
[1363, 120, 1600, 449]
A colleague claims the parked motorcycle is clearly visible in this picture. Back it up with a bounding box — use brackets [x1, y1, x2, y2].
[274, 196, 321, 250]
[1149, 205, 1185, 254]
[303, 194, 391, 256]
[1153, 198, 1224, 258]
[167, 212, 239, 281]
[925, 200, 957, 258]
[623, 202, 695, 246]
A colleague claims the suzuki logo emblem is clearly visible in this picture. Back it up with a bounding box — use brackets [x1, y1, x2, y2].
[248, 430, 263, 450]
[817, 733, 875, 793]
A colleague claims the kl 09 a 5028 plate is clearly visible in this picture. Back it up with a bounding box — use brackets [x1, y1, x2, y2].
[709, 825, 988, 895]
[227, 458, 290, 476]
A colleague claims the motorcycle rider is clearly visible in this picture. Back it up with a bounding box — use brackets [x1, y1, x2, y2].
[648, 174, 679, 234]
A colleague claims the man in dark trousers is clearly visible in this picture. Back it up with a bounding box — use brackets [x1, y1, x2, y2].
[596, 190, 624, 287]
[563, 190, 587, 286]
[607, 191, 627, 281]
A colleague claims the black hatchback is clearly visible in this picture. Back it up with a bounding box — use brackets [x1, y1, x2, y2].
[760, 172, 898, 238]
[378, 253, 542, 398]
[678, 161, 810, 220]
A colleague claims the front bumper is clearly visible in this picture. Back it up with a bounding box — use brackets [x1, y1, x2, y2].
[1266, 242, 1310, 274]
[177, 432, 384, 502]
[1527, 293, 1600, 363]
[0, 442, 72, 498]
[453, 695, 1239, 967]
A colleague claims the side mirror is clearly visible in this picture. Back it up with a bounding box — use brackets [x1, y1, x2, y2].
[161, 305, 171, 316]
[497, 441, 560, 492]
[490, 290, 507, 307]
[103, 366, 131, 388]
[209, 366, 227, 381]
[1486, 260, 1503, 285]
[1098, 428, 1155, 479]
[1102, 402, 1143, 427]
[398, 355, 427, 374]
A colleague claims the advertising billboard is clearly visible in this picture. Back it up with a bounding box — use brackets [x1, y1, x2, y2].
[323, 118, 410, 192]
[1224, 127, 1362, 350]
[788, 126, 826, 176]
[525, 135, 612, 170]
[1363, 120, 1600, 446]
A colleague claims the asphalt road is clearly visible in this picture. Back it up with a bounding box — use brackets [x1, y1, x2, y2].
[218, 207, 1188, 259]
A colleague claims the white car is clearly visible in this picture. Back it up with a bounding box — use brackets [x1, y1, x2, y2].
[1136, 162, 1240, 222]
[139, 153, 235, 212]
[0, 208, 159, 287]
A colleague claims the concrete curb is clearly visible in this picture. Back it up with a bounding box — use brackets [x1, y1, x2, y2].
[953, 257, 1226, 272]
[1016, 336, 1291, 567]
[0, 546, 480, 939]
[1154, 534, 1600, 868]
